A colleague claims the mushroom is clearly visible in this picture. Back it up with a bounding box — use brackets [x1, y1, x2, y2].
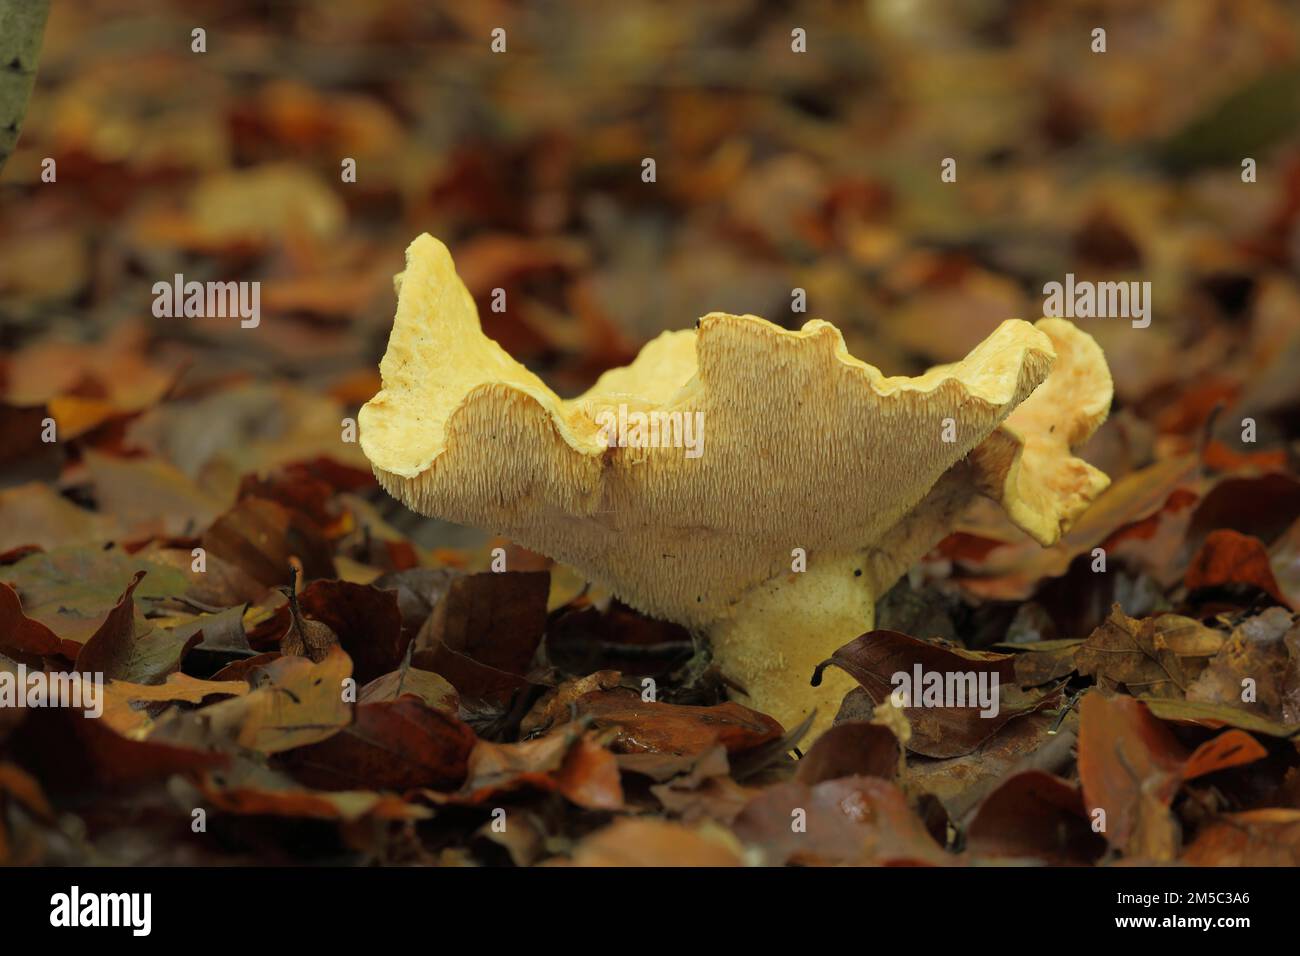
[360, 235, 1113, 739]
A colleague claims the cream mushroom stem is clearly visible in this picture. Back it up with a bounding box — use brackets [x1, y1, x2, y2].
[709, 465, 986, 740]
[709, 551, 875, 742]
[361, 235, 1114, 744]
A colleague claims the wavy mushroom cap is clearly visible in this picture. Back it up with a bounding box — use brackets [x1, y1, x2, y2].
[359, 234, 1110, 630]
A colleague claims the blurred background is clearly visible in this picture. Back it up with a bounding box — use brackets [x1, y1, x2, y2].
[1, 0, 1298, 583]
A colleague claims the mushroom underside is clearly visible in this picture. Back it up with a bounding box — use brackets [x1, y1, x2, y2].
[361, 234, 1114, 739]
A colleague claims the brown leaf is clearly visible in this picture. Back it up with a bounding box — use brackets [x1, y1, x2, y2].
[194, 761, 429, 823]
[210, 651, 280, 683]
[521, 670, 623, 734]
[908, 711, 1065, 819]
[3, 547, 189, 647]
[83, 450, 222, 539]
[1181, 809, 1300, 865]
[1143, 696, 1300, 737]
[99, 673, 249, 735]
[410, 571, 549, 704]
[814, 630, 1058, 758]
[795, 720, 901, 785]
[545, 601, 694, 676]
[1186, 528, 1292, 607]
[13, 705, 227, 792]
[0, 483, 119, 555]
[0, 582, 64, 659]
[153, 645, 353, 754]
[76, 571, 200, 684]
[966, 771, 1106, 865]
[1007, 639, 1082, 687]
[369, 566, 461, 638]
[423, 724, 622, 810]
[359, 667, 459, 715]
[279, 574, 339, 663]
[1077, 692, 1186, 860]
[201, 496, 335, 593]
[1188, 473, 1300, 556]
[0, 402, 56, 473]
[538, 687, 782, 758]
[1075, 605, 1188, 699]
[270, 579, 405, 683]
[1185, 607, 1298, 721]
[732, 775, 948, 866]
[648, 746, 756, 824]
[281, 697, 477, 792]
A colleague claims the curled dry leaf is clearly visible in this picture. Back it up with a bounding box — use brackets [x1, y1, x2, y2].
[421, 724, 623, 811]
[1185, 606, 1299, 722]
[1075, 605, 1188, 699]
[192, 761, 430, 823]
[152, 645, 353, 755]
[0, 581, 64, 659]
[359, 667, 459, 716]
[76, 571, 201, 684]
[100, 672, 249, 736]
[794, 720, 901, 785]
[1186, 528, 1292, 607]
[3, 548, 188, 648]
[1077, 692, 1268, 862]
[814, 629, 1059, 758]
[279, 576, 340, 663]
[525, 686, 783, 758]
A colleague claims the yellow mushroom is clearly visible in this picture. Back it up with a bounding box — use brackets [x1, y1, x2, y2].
[360, 234, 1113, 740]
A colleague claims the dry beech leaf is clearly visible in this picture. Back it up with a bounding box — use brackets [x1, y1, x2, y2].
[815, 629, 1060, 758]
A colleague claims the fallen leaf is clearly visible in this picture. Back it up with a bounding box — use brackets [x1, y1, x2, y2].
[193, 760, 429, 823]
[1075, 605, 1188, 699]
[1181, 808, 1300, 865]
[76, 572, 200, 684]
[814, 630, 1059, 758]
[1077, 692, 1185, 860]
[794, 720, 901, 785]
[732, 775, 948, 866]
[360, 667, 459, 716]
[965, 771, 1106, 865]
[532, 687, 782, 758]
[3, 547, 188, 646]
[153, 645, 353, 754]
[1186, 528, 1292, 607]
[201, 496, 335, 594]
[411, 571, 549, 704]
[281, 696, 477, 792]
[424, 724, 623, 810]
[1185, 607, 1298, 721]
[99, 672, 249, 736]
[0, 582, 64, 659]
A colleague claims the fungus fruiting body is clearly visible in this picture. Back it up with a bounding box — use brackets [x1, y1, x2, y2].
[361, 234, 1114, 739]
